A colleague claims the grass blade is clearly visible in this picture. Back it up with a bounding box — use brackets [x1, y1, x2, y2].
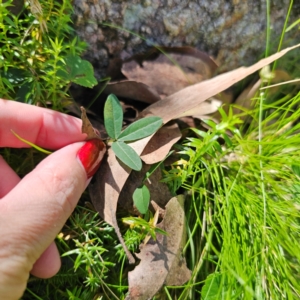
[11, 130, 52, 154]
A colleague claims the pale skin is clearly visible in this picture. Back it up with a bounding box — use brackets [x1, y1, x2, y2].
[0, 99, 92, 299]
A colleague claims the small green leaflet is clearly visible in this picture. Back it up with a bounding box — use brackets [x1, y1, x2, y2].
[104, 94, 123, 139]
[118, 116, 163, 142]
[112, 141, 142, 171]
[133, 185, 150, 214]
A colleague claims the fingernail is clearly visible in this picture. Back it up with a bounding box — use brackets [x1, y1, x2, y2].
[77, 139, 106, 179]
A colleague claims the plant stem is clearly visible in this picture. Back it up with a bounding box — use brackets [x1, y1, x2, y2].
[258, 91, 267, 293]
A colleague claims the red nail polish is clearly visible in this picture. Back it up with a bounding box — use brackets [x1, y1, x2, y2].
[77, 139, 106, 179]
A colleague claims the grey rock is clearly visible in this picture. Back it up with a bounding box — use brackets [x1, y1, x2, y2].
[72, 0, 299, 79]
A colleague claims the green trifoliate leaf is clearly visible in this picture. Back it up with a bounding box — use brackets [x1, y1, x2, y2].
[133, 185, 150, 214]
[104, 94, 123, 139]
[118, 116, 163, 142]
[112, 141, 142, 171]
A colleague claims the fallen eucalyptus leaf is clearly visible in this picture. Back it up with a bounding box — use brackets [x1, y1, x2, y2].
[126, 195, 191, 300]
[122, 46, 217, 98]
[176, 98, 222, 118]
[89, 137, 152, 227]
[88, 148, 135, 264]
[141, 123, 181, 165]
[142, 43, 300, 122]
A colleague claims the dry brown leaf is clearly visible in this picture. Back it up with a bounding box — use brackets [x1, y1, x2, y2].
[177, 97, 222, 119]
[80, 106, 102, 140]
[142, 43, 300, 122]
[88, 148, 135, 264]
[126, 195, 190, 300]
[104, 81, 161, 104]
[234, 79, 262, 113]
[141, 123, 181, 164]
[120, 102, 139, 123]
[122, 46, 217, 98]
[89, 43, 300, 263]
[234, 69, 292, 115]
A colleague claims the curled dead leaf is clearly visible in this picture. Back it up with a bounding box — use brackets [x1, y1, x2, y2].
[80, 106, 102, 140]
[122, 46, 218, 98]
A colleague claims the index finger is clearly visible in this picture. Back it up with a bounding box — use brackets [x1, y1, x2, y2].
[0, 99, 86, 149]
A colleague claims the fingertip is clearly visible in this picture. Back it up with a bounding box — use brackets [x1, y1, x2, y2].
[0, 100, 86, 149]
[76, 138, 106, 179]
[30, 241, 61, 278]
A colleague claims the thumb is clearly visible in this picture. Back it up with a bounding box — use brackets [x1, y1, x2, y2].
[0, 139, 105, 300]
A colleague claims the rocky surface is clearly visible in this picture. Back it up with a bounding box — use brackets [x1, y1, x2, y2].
[73, 0, 299, 79]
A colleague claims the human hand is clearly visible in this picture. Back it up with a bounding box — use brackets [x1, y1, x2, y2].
[0, 99, 106, 300]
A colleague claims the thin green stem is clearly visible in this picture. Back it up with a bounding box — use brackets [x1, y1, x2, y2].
[258, 91, 267, 292]
[87, 77, 111, 109]
[273, 0, 294, 71]
[265, 0, 271, 57]
[25, 288, 44, 300]
[163, 286, 173, 300]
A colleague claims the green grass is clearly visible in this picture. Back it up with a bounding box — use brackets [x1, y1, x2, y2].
[162, 93, 300, 299]
[0, 0, 88, 110]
